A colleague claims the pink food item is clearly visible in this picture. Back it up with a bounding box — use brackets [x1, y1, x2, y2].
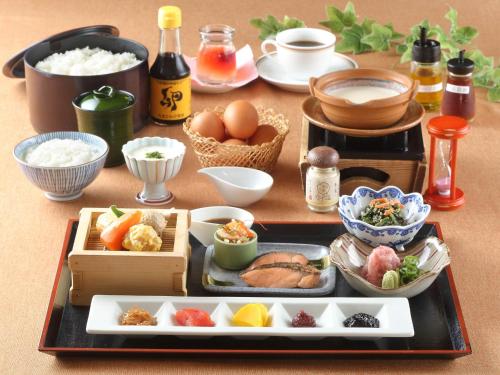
[361, 245, 401, 286]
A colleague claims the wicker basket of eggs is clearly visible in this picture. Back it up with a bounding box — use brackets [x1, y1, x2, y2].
[183, 100, 289, 173]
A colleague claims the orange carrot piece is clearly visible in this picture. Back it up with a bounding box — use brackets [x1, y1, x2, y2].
[100, 210, 142, 250]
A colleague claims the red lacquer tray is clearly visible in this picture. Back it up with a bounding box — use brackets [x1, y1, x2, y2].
[39, 220, 471, 358]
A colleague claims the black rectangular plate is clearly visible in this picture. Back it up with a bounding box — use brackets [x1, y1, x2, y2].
[39, 221, 471, 358]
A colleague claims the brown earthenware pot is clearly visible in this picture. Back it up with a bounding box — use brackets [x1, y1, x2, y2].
[3, 26, 149, 134]
[309, 69, 418, 129]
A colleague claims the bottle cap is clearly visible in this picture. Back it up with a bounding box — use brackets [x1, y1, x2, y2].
[307, 146, 339, 168]
[447, 50, 474, 75]
[158, 6, 181, 29]
[412, 27, 441, 63]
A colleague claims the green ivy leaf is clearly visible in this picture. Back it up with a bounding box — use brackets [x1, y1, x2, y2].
[361, 23, 393, 51]
[452, 26, 478, 45]
[320, 2, 357, 33]
[445, 7, 458, 34]
[250, 15, 306, 40]
[361, 18, 375, 34]
[336, 24, 372, 54]
[487, 87, 500, 102]
[385, 23, 405, 40]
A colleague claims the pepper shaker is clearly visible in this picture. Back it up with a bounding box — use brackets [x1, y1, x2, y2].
[305, 146, 340, 213]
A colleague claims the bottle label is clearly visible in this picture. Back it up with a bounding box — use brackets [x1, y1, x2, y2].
[417, 82, 443, 93]
[446, 83, 470, 94]
[150, 76, 191, 122]
[305, 171, 339, 208]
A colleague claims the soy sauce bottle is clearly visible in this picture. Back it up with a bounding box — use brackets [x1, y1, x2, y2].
[150, 6, 191, 125]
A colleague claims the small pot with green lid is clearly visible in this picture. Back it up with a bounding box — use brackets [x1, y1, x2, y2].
[73, 86, 135, 167]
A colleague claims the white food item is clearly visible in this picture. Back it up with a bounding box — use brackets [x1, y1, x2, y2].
[326, 86, 402, 104]
[130, 145, 179, 160]
[35, 46, 141, 76]
[25, 139, 101, 167]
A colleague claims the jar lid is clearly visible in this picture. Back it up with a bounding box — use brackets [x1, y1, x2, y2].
[77, 86, 134, 111]
[412, 27, 441, 63]
[307, 146, 339, 168]
[447, 50, 474, 75]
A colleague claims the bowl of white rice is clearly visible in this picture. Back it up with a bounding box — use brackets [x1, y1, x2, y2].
[13, 131, 108, 201]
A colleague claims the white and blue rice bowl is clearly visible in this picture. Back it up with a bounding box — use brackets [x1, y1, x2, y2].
[13, 131, 108, 201]
[338, 186, 431, 251]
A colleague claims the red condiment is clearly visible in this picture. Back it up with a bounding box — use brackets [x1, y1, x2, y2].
[441, 50, 475, 121]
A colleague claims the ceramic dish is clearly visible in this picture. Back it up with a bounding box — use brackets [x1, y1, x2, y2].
[13, 131, 108, 201]
[302, 96, 424, 138]
[309, 69, 417, 129]
[256, 51, 358, 93]
[330, 233, 451, 298]
[213, 230, 258, 270]
[190, 206, 254, 247]
[203, 242, 335, 296]
[338, 186, 431, 250]
[122, 137, 186, 205]
[87, 295, 413, 339]
[198, 167, 273, 207]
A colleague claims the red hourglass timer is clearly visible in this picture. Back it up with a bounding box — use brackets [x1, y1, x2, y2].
[424, 115, 470, 210]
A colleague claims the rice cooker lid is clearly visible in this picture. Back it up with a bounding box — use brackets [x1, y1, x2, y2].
[2, 25, 119, 79]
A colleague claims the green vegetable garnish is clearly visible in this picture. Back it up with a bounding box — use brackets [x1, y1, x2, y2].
[110, 205, 125, 218]
[399, 256, 421, 285]
[250, 15, 306, 41]
[145, 151, 164, 159]
[360, 198, 406, 227]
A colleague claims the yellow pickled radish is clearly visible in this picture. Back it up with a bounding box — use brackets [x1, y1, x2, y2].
[232, 303, 269, 327]
[256, 303, 268, 326]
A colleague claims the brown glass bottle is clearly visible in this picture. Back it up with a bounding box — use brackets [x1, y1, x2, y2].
[150, 6, 191, 125]
[441, 50, 475, 121]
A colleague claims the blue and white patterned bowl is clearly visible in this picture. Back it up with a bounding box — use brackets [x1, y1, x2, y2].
[13, 131, 108, 201]
[338, 186, 431, 250]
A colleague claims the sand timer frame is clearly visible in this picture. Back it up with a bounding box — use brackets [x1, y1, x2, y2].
[424, 115, 470, 210]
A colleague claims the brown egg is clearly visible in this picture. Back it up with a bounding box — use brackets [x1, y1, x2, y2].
[223, 100, 259, 139]
[248, 125, 278, 145]
[190, 111, 225, 142]
[223, 138, 247, 146]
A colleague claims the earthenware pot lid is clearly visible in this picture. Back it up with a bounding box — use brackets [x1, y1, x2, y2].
[3, 25, 119, 79]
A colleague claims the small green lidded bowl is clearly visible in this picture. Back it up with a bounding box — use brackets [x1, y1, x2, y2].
[213, 230, 258, 270]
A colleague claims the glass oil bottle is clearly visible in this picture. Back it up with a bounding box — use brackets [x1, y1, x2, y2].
[411, 27, 443, 111]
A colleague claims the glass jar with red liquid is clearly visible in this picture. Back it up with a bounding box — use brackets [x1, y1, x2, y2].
[197, 24, 237, 85]
[441, 50, 475, 121]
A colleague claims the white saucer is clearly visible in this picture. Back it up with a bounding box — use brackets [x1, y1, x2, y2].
[256, 52, 358, 93]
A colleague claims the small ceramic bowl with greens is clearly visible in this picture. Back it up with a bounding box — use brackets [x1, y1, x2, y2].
[330, 233, 450, 298]
[122, 137, 186, 205]
[338, 186, 430, 251]
[213, 220, 258, 270]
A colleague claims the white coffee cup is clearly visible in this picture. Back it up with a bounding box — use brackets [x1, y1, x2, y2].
[261, 28, 336, 81]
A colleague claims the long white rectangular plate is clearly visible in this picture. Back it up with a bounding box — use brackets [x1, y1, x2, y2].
[87, 296, 414, 339]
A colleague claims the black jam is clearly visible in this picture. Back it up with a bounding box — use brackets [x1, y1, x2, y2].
[343, 313, 380, 328]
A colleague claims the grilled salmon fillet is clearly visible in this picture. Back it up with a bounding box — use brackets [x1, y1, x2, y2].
[246, 252, 309, 270]
[240, 262, 320, 289]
